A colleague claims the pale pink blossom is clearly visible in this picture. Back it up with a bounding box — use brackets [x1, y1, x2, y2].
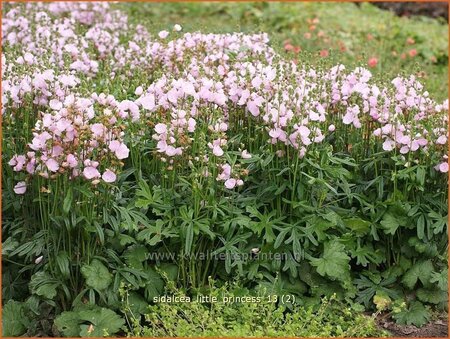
[140, 94, 155, 110]
[155, 123, 167, 134]
[83, 166, 101, 179]
[115, 143, 130, 159]
[13, 181, 27, 195]
[46, 158, 59, 172]
[439, 162, 449, 173]
[241, 150, 252, 159]
[158, 30, 169, 39]
[102, 169, 117, 183]
[212, 145, 224, 157]
[382, 139, 395, 151]
[436, 135, 447, 145]
[225, 178, 237, 189]
[135, 86, 143, 96]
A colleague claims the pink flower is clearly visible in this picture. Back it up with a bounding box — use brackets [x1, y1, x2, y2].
[343, 111, 355, 125]
[135, 86, 143, 96]
[46, 158, 59, 172]
[328, 124, 336, 132]
[269, 128, 282, 139]
[251, 77, 262, 89]
[217, 164, 232, 180]
[109, 140, 121, 152]
[165, 146, 182, 157]
[400, 146, 409, 154]
[298, 126, 310, 138]
[9, 155, 26, 172]
[140, 94, 155, 110]
[224, 178, 237, 189]
[188, 118, 196, 132]
[368, 57, 378, 68]
[241, 150, 252, 159]
[49, 99, 62, 110]
[66, 154, 78, 168]
[320, 50, 329, 58]
[417, 138, 428, 146]
[24, 52, 34, 64]
[102, 169, 117, 183]
[108, 140, 129, 159]
[158, 30, 169, 39]
[382, 139, 395, 151]
[157, 140, 167, 152]
[439, 162, 449, 173]
[436, 135, 447, 145]
[83, 166, 101, 179]
[408, 49, 417, 57]
[118, 100, 140, 121]
[212, 145, 224, 157]
[30, 132, 52, 151]
[14, 181, 27, 195]
[155, 123, 167, 134]
[91, 123, 105, 137]
[247, 101, 260, 116]
[115, 143, 130, 159]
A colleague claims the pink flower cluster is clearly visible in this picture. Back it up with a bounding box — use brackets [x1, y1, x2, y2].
[4, 2, 448, 195]
[9, 93, 129, 194]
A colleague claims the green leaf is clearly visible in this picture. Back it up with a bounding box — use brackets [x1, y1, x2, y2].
[63, 187, 73, 214]
[2, 237, 19, 256]
[401, 260, 434, 289]
[430, 269, 448, 291]
[343, 218, 371, 236]
[118, 234, 136, 246]
[184, 223, 194, 255]
[310, 241, 350, 281]
[78, 308, 125, 337]
[393, 301, 430, 327]
[56, 252, 70, 279]
[380, 212, 400, 235]
[55, 311, 82, 337]
[144, 267, 164, 301]
[159, 263, 178, 281]
[416, 166, 425, 186]
[124, 245, 148, 269]
[126, 292, 149, 316]
[417, 214, 425, 240]
[195, 219, 216, 239]
[2, 300, 29, 337]
[350, 244, 384, 266]
[416, 288, 448, 304]
[29, 271, 60, 299]
[137, 220, 163, 246]
[81, 259, 112, 291]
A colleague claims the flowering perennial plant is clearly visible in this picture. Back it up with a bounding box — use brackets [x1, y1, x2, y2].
[2, 2, 448, 335]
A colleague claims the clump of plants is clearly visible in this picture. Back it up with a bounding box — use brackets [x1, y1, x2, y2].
[119, 279, 388, 338]
[2, 2, 448, 337]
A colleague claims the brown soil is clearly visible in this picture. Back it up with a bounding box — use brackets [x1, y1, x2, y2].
[376, 314, 448, 338]
[372, 2, 448, 21]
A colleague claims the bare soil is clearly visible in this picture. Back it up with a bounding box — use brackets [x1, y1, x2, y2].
[377, 314, 448, 338]
[372, 2, 448, 21]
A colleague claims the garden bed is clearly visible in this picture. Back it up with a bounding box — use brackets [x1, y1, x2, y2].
[2, 2, 448, 338]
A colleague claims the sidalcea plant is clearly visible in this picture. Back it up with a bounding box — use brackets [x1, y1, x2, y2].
[2, 2, 448, 333]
